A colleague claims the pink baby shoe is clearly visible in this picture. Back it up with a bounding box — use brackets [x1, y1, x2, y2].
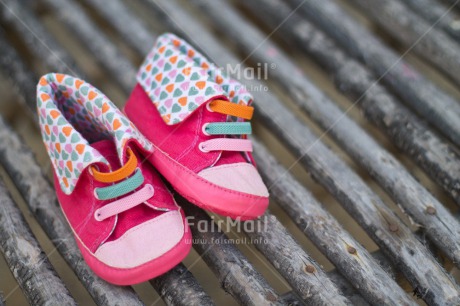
[37, 73, 191, 285]
[125, 33, 269, 220]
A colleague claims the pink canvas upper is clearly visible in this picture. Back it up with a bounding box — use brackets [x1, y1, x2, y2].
[38, 73, 190, 282]
[126, 33, 269, 219]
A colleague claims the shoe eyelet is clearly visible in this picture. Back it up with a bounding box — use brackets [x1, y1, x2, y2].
[206, 101, 215, 112]
[88, 165, 101, 177]
[94, 210, 102, 222]
[198, 142, 209, 153]
[93, 188, 100, 200]
[202, 123, 211, 136]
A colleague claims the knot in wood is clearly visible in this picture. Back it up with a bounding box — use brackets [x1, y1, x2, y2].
[304, 264, 316, 274]
[347, 246, 357, 255]
[425, 206, 436, 215]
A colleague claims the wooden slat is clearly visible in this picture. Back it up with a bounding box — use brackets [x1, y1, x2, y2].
[286, 0, 460, 147]
[402, 0, 460, 41]
[40, 0, 136, 92]
[150, 263, 215, 306]
[140, 0, 460, 305]
[238, 0, 460, 207]
[194, 0, 460, 270]
[443, 0, 460, 9]
[348, 0, 460, 86]
[242, 209, 354, 304]
[244, 210, 405, 305]
[0, 26, 36, 113]
[82, 0, 154, 55]
[0, 175, 76, 306]
[178, 201, 288, 306]
[0, 0, 83, 77]
[279, 292, 306, 306]
[250, 138, 414, 305]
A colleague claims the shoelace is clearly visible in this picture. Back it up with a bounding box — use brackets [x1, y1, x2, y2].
[199, 99, 254, 152]
[91, 148, 154, 221]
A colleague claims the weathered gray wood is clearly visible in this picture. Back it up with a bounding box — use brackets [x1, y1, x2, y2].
[250, 138, 414, 305]
[195, 0, 460, 266]
[401, 0, 460, 41]
[287, 0, 460, 147]
[279, 292, 307, 306]
[194, 0, 460, 270]
[0, 177, 76, 306]
[39, 0, 136, 92]
[239, 0, 460, 207]
[149, 263, 215, 306]
[0, 27, 37, 113]
[141, 1, 460, 305]
[443, 0, 460, 9]
[0, 294, 4, 306]
[177, 200, 287, 306]
[0, 34, 215, 306]
[244, 211, 354, 305]
[348, 0, 460, 86]
[82, 0, 155, 55]
[245, 209, 410, 305]
[0, 0, 84, 77]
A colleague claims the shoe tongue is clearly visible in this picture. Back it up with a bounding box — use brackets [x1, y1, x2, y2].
[90, 140, 122, 171]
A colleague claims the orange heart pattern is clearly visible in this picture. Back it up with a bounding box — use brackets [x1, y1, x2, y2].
[37, 73, 152, 194]
[137, 33, 253, 125]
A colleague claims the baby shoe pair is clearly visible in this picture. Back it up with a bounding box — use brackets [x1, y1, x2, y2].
[37, 33, 269, 285]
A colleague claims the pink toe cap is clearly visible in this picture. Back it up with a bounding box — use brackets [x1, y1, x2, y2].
[94, 210, 185, 269]
[198, 162, 269, 197]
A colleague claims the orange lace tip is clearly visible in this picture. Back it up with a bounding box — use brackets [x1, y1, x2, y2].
[209, 100, 254, 120]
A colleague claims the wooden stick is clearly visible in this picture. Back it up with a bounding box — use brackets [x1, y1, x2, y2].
[0, 177, 77, 306]
[142, 0, 460, 304]
[179, 200, 348, 305]
[238, 0, 460, 207]
[443, 0, 460, 9]
[286, 0, 460, 148]
[348, 0, 460, 86]
[242, 210, 356, 304]
[222, 0, 460, 266]
[194, 0, 460, 274]
[0, 0, 83, 77]
[251, 138, 414, 305]
[178, 201, 284, 305]
[40, 0, 136, 93]
[401, 0, 460, 41]
[150, 263, 215, 306]
[82, 0, 155, 55]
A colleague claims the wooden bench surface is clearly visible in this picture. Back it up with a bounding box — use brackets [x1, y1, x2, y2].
[0, 0, 460, 305]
